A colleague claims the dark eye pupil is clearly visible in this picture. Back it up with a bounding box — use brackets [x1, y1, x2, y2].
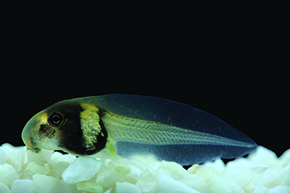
[49, 112, 63, 126]
[52, 115, 60, 123]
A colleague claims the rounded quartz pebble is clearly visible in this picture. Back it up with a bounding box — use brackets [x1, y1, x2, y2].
[0, 163, 19, 186]
[158, 174, 200, 193]
[254, 168, 282, 189]
[96, 164, 131, 188]
[1, 143, 290, 192]
[248, 146, 278, 166]
[267, 185, 290, 193]
[26, 148, 53, 166]
[33, 174, 59, 193]
[0, 147, 8, 164]
[77, 182, 103, 192]
[53, 161, 70, 174]
[62, 157, 101, 184]
[25, 161, 49, 175]
[282, 166, 290, 186]
[115, 182, 142, 193]
[206, 174, 231, 193]
[0, 182, 11, 193]
[11, 179, 36, 193]
[7, 147, 26, 172]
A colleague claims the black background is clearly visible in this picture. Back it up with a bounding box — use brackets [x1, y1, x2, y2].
[1, 9, 288, 159]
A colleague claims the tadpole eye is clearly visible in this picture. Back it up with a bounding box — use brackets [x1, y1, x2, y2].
[48, 112, 64, 127]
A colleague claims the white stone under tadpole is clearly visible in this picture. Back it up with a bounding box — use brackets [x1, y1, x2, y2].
[11, 179, 36, 193]
[0, 182, 11, 193]
[267, 185, 290, 193]
[1, 143, 290, 192]
[0, 163, 19, 186]
[0, 147, 8, 164]
[62, 156, 101, 184]
[115, 182, 142, 193]
[33, 174, 59, 192]
[158, 174, 200, 193]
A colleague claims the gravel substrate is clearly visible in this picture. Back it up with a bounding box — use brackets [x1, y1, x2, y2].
[0, 143, 289, 193]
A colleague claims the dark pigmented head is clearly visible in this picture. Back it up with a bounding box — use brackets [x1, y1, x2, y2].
[22, 100, 108, 156]
[46, 102, 85, 153]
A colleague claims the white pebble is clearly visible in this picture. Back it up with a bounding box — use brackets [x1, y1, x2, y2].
[1, 143, 290, 192]
[203, 159, 225, 173]
[188, 164, 200, 174]
[161, 161, 188, 179]
[282, 166, 290, 186]
[33, 174, 59, 193]
[62, 157, 101, 184]
[267, 185, 290, 193]
[104, 187, 113, 193]
[225, 167, 252, 189]
[254, 168, 282, 188]
[245, 182, 256, 193]
[0, 164, 19, 186]
[206, 174, 232, 193]
[1, 143, 15, 153]
[49, 152, 76, 166]
[136, 169, 158, 193]
[248, 146, 278, 167]
[96, 164, 131, 188]
[7, 148, 26, 172]
[115, 182, 141, 193]
[181, 174, 211, 193]
[226, 179, 245, 193]
[280, 149, 290, 161]
[53, 161, 70, 174]
[0, 147, 8, 164]
[158, 174, 200, 193]
[252, 184, 268, 193]
[26, 148, 53, 166]
[196, 165, 220, 180]
[11, 179, 36, 193]
[25, 161, 48, 175]
[77, 181, 103, 192]
[0, 182, 11, 193]
[57, 179, 75, 193]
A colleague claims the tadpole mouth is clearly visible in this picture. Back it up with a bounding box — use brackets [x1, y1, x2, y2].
[27, 147, 41, 153]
